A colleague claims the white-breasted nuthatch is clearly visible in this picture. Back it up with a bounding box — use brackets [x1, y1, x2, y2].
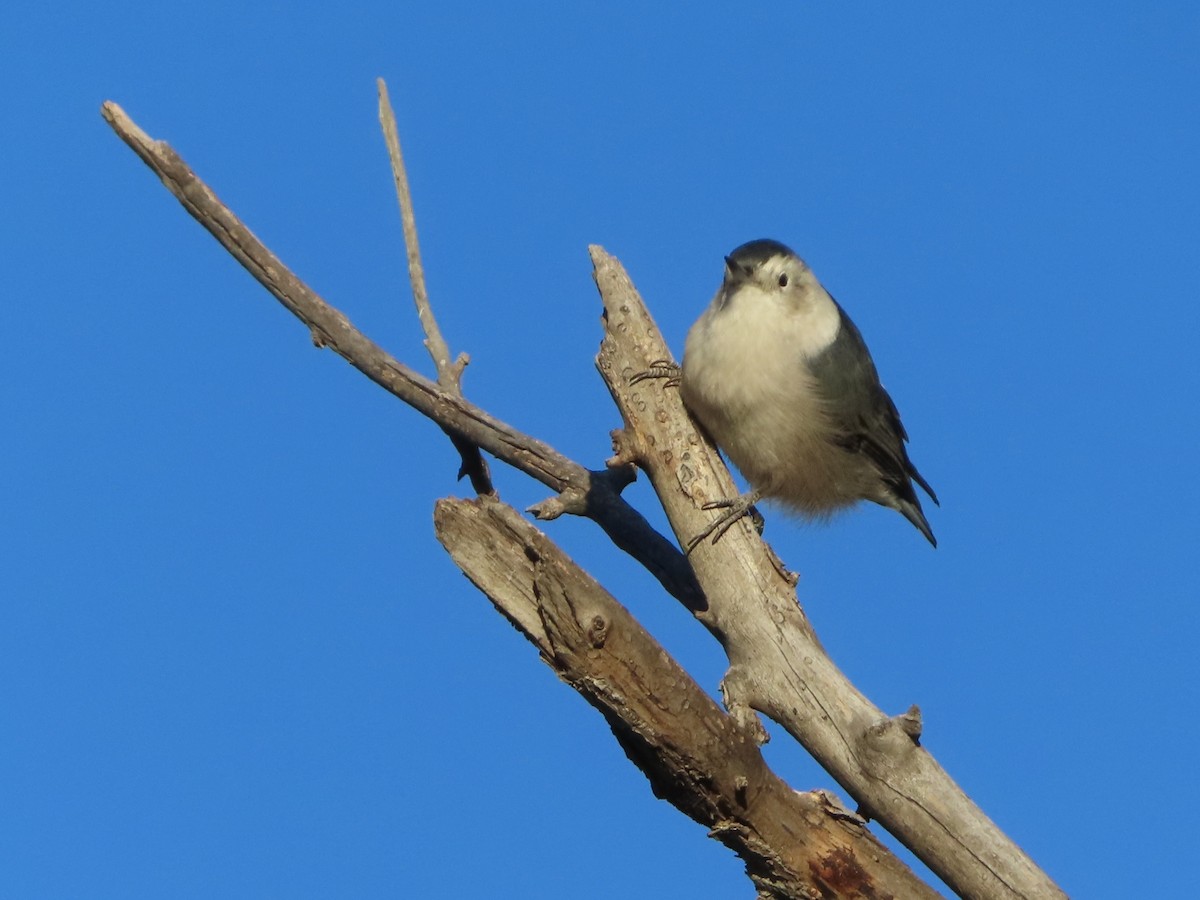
[678, 239, 938, 547]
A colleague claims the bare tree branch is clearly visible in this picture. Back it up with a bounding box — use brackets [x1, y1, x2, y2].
[435, 495, 944, 900]
[591, 247, 1066, 900]
[376, 79, 451, 380]
[377, 78, 493, 495]
[99, 100, 700, 610]
[102, 98, 1066, 899]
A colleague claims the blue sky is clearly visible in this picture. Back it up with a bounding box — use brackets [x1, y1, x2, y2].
[3, 4, 1197, 897]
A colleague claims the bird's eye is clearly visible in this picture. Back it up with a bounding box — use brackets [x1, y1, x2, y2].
[777, 273, 789, 288]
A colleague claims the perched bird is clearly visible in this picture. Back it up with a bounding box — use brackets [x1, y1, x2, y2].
[678, 239, 938, 547]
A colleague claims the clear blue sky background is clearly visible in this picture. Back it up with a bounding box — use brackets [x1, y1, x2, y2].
[3, 4, 1196, 897]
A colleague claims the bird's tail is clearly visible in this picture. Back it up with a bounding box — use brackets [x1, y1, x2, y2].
[898, 498, 937, 548]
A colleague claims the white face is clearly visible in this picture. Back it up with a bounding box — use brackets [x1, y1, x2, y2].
[724, 252, 824, 315]
[715, 250, 841, 358]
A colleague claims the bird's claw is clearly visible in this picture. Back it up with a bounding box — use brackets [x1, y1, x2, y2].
[684, 495, 764, 554]
[630, 359, 681, 387]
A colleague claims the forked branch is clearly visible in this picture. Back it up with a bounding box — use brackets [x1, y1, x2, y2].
[102, 98, 1065, 900]
[99, 100, 698, 609]
[376, 79, 493, 495]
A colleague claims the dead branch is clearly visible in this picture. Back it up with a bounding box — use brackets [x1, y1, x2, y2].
[435, 495, 943, 900]
[377, 79, 493, 495]
[102, 98, 1066, 899]
[99, 100, 698, 610]
[592, 249, 1065, 900]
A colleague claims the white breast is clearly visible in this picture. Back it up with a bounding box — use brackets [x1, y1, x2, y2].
[680, 282, 859, 513]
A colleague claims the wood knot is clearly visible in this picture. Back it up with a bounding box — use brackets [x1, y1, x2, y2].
[586, 615, 609, 648]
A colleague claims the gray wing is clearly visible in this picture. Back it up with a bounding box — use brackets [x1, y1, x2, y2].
[809, 302, 939, 540]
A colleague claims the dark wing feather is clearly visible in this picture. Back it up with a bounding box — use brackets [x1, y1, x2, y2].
[809, 302, 939, 513]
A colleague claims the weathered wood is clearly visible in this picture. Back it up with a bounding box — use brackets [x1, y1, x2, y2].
[436, 496, 943, 900]
[592, 246, 1064, 900]
[102, 98, 1067, 900]
[99, 100, 700, 610]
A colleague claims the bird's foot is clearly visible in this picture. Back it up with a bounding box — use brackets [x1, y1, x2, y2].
[685, 492, 764, 553]
[629, 359, 681, 388]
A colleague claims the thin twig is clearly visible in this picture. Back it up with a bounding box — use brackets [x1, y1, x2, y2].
[377, 78, 493, 495]
[377, 78, 454, 382]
